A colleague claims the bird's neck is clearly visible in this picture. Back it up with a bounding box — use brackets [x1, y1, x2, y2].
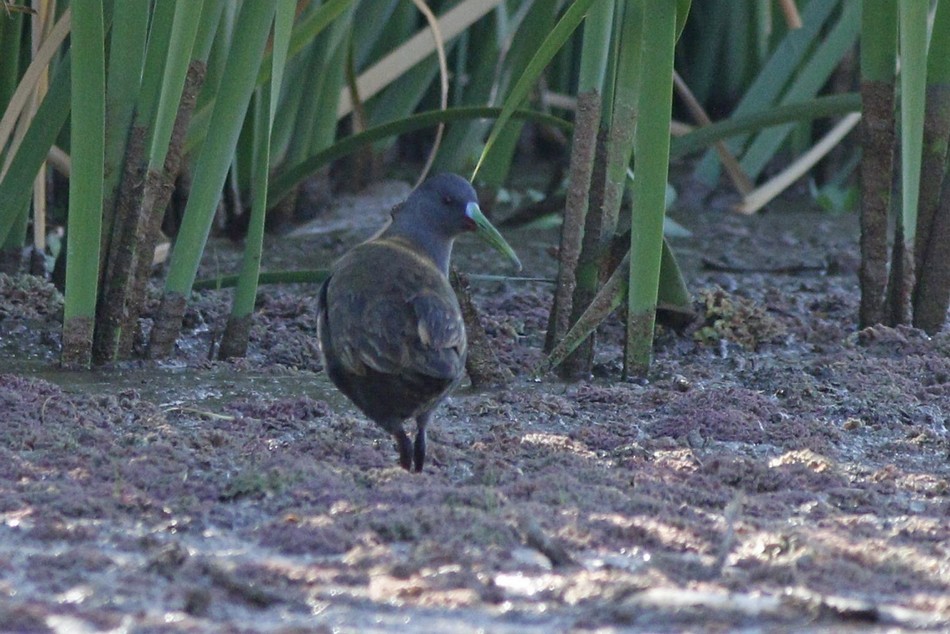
[380, 224, 454, 276]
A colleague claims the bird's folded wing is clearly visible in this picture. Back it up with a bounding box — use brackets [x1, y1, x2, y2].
[409, 291, 466, 380]
[329, 290, 464, 381]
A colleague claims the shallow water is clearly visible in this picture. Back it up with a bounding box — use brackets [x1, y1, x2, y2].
[4, 355, 347, 411]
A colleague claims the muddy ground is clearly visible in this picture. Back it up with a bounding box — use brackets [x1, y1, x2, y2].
[0, 177, 948, 632]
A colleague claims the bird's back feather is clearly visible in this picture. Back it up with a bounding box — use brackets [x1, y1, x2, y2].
[317, 238, 466, 426]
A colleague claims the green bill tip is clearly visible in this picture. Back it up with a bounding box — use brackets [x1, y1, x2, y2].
[466, 202, 522, 271]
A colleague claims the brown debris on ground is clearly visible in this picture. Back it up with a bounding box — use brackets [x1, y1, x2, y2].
[0, 183, 948, 631]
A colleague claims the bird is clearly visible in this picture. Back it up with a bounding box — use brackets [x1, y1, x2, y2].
[317, 173, 521, 472]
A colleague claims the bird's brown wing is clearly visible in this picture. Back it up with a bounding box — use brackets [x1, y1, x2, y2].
[408, 289, 466, 380]
[323, 266, 465, 382]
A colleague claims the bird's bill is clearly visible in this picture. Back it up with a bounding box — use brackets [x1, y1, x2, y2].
[465, 202, 523, 271]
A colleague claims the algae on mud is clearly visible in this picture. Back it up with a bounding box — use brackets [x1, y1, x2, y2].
[0, 181, 947, 631]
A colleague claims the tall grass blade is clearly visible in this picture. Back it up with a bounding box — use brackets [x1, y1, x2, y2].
[692, 0, 840, 186]
[884, 0, 928, 325]
[432, 14, 500, 172]
[545, 0, 612, 354]
[95, 1, 208, 363]
[363, 0, 440, 144]
[670, 93, 861, 158]
[339, 0, 503, 121]
[0, 9, 25, 119]
[62, 0, 106, 369]
[739, 0, 860, 182]
[270, 0, 352, 84]
[0, 57, 69, 251]
[219, 0, 294, 359]
[857, 0, 897, 328]
[134, 0, 176, 132]
[268, 106, 571, 209]
[623, 0, 678, 377]
[101, 0, 148, 221]
[186, 0, 354, 156]
[897, 0, 928, 247]
[476, 1, 557, 189]
[736, 111, 861, 214]
[147, 1, 204, 168]
[149, 1, 276, 358]
[911, 0, 950, 333]
[561, 0, 641, 378]
[472, 0, 598, 180]
[540, 252, 629, 377]
[0, 8, 70, 171]
[270, 6, 351, 224]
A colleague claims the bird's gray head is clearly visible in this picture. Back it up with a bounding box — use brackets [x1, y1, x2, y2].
[392, 173, 480, 239]
[389, 173, 522, 271]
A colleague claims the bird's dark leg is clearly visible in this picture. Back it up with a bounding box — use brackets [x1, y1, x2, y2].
[413, 412, 431, 472]
[394, 429, 413, 471]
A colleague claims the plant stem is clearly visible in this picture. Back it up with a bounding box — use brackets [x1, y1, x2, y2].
[545, 0, 612, 355]
[885, 0, 928, 325]
[623, 0, 677, 378]
[62, 0, 105, 369]
[149, 1, 276, 358]
[911, 0, 950, 334]
[858, 0, 896, 329]
[219, 0, 295, 359]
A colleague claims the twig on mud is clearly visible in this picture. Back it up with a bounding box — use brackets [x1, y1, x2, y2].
[204, 561, 283, 608]
[451, 269, 513, 387]
[711, 492, 743, 577]
[615, 586, 943, 629]
[517, 516, 575, 568]
[701, 257, 827, 275]
[163, 405, 235, 421]
[39, 395, 55, 425]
